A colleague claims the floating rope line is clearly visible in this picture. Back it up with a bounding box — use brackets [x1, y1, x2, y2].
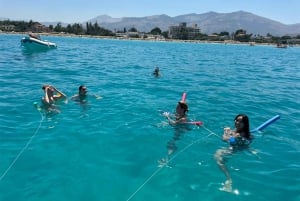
[126, 125, 220, 201]
[201, 125, 220, 138]
[0, 109, 45, 181]
[126, 115, 281, 200]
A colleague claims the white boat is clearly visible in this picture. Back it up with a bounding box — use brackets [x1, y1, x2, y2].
[21, 34, 57, 49]
[276, 41, 287, 48]
[276, 43, 287, 48]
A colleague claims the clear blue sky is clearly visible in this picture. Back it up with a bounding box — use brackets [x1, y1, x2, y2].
[1, 0, 300, 24]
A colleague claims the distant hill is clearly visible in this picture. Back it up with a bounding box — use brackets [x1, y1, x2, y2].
[3, 11, 300, 36]
[87, 11, 300, 36]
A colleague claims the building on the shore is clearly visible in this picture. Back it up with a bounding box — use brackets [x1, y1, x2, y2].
[0, 22, 50, 33]
[0, 25, 15, 31]
[168, 22, 200, 40]
[30, 22, 50, 32]
[115, 31, 165, 40]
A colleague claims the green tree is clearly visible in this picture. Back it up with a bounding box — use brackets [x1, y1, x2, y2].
[66, 24, 72, 33]
[72, 23, 84, 35]
[150, 27, 162, 35]
[281, 35, 291, 40]
[234, 29, 252, 42]
[219, 31, 229, 36]
[161, 31, 169, 39]
[128, 27, 138, 32]
[194, 33, 208, 40]
[15, 21, 28, 32]
[28, 20, 33, 27]
[54, 23, 63, 32]
[266, 33, 273, 37]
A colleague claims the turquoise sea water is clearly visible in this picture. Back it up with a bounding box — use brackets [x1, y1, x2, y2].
[0, 34, 299, 201]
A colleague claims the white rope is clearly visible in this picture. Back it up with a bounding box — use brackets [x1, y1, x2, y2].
[0, 110, 44, 181]
[126, 125, 220, 201]
[201, 125, 220, 138]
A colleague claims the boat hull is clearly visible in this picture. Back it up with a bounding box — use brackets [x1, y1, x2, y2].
[21, 36, 57, 49]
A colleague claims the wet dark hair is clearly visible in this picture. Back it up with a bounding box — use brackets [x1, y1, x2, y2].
[153, 67, 159, 76]
[234, 114, 251, 139]
[79, 85, 85, 91]
[179, 102, 188, 113]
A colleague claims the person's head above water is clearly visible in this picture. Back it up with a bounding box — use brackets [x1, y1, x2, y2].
[175, 100, 188, 119]
[153, 67, 160, 76]
[78, 85, 87, 96]
[234, 114, 250, 139]
[42, 85, 55, 95]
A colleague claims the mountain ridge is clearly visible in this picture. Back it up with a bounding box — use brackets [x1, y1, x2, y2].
[2, 11, 300, 36]
[87, 11, 300, 36]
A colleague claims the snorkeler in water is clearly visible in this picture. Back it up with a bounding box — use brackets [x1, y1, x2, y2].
[163, 100, 188, 125]
[159, 95, 190, 166]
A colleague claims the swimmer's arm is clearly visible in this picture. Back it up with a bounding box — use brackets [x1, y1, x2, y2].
[233, 132, 241, 137]
[70, 94, 78, 99]
[222, 134, 231, 141]
[164, 113, 176, 125]
[167, 115, 187, 125]
[43, 86, 51, 104]
[92, 94, 102, 99]
[222, 129, 239, 141]
[222, 128, 231, 141]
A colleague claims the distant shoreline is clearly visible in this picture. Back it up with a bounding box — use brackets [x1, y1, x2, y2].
[2, 31, 298, 47]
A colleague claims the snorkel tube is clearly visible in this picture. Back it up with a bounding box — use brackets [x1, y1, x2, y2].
[180, 92, 202, 126]
[181, 92, 187, 103]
